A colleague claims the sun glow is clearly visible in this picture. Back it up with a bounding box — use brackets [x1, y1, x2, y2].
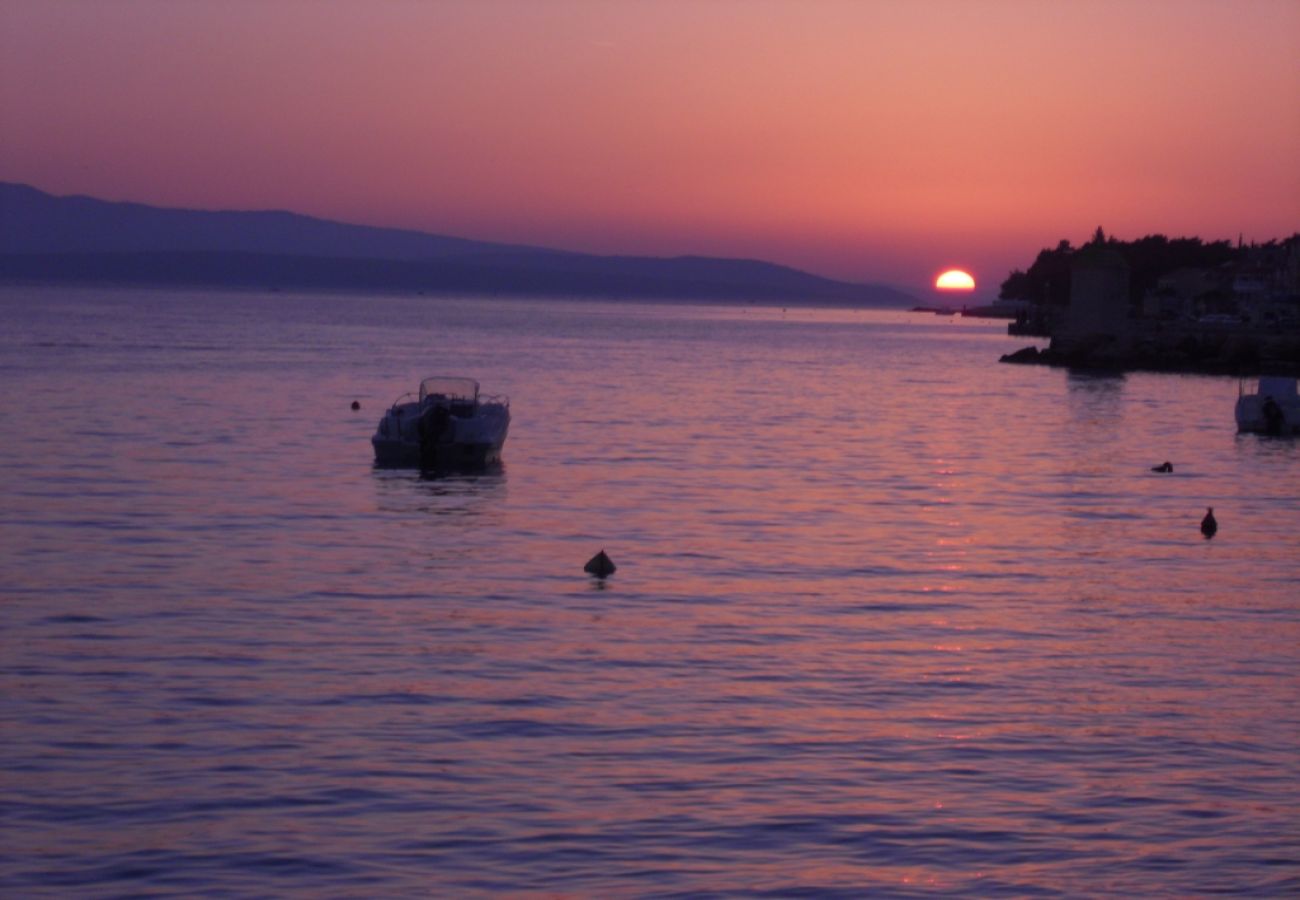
[935, 269, 976, 291]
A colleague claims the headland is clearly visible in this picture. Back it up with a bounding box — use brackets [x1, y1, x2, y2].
[998, 229, 1300, 376]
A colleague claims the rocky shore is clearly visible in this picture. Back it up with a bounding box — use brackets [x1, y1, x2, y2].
[1001, 327, 1300, 376]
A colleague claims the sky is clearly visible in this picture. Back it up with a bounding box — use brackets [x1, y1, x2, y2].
[2, 0, 1298, 297]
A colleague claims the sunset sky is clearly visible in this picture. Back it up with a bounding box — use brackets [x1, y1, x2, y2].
[2, 0, 1297, 296]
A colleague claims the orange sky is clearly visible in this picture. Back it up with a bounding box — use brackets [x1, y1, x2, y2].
[1, 0, 1297, 295]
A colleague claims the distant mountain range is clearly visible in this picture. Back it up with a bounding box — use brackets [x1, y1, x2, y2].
[0, 182, 914, 306]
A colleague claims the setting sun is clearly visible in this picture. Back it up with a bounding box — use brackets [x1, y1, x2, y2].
[935, 269, 976, 291]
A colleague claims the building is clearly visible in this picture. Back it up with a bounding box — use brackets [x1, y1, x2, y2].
[1060, 238, 1130, 342]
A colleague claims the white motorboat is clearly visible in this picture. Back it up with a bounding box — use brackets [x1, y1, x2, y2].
[1235, 375, 1300, 435]
[372, 376, 510, 468]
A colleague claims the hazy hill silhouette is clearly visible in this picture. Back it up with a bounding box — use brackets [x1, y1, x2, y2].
[0, 183, 913, 306]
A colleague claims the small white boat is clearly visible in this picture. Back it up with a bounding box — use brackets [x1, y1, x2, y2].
[372, 376, 510, 468]
[1235, 375, 1300, 435]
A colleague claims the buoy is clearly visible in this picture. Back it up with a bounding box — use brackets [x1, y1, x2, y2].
[1152, 461, 1173, 473]
[351, 400, 361, 411]
[1200, 507, 1217, 539]
[584, 550, 616, 578]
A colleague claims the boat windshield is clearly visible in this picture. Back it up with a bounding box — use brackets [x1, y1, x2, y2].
[419, 376, 479, 404]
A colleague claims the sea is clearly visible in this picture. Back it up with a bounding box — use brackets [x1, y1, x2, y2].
[1, 285, 1297, 897]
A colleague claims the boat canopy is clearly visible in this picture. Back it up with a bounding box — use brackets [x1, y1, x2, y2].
[420, 376, 479, 404]
[1257, 376, 1298, 398]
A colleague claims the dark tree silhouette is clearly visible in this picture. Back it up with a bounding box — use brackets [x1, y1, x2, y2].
[1001, 232, 1237, 308]
[999, 239, 1074, 306]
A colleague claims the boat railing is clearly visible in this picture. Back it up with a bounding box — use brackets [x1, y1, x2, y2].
[387, 388, 507, 418]
[389, 391, 418, 412]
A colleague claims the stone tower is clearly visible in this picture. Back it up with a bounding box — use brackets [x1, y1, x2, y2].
[1063, 231, 1130, 341]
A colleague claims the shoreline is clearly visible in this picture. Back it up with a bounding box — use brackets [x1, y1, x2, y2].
[0, 276, 917, 311]
[1001, 327, 1300, 377]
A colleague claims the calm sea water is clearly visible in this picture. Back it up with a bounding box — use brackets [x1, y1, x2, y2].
[1, 286, 1297, 897]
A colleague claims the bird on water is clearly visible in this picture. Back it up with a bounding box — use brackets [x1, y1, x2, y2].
[1151, 461, 1173, 473]
[1201, 507, 1217, 538]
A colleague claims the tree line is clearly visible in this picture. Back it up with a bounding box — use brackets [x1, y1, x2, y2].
[996, 230, 1277, 306]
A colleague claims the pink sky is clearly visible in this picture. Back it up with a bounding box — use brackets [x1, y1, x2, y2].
[2, 0, 1297, 296]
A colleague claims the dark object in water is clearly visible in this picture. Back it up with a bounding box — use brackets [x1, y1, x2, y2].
[372, 376, 510, 469]
[585, 550, 616, 578]
[351, 400, 361, 411]
[1201, 507, 1217, 539]
[1152, 461, 1173, 473]
[1235, 377, 1299, 435]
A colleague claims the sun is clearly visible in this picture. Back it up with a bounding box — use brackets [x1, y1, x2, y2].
[935, 269, 976, 291]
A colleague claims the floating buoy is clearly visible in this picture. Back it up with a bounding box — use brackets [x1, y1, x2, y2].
[1200, 507, 1217, 539]
[584, 550, 616, 578]
[351, 400, 361, 411]
[1151, 461, 1173, 473]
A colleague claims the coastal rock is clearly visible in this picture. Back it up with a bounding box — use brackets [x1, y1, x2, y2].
[998, 330, 1300, 377]
[1000, 346, 1040, 364]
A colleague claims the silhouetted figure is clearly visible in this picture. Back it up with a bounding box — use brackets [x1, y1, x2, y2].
[351, 400, 361, 411]
[1201, 507, 1217, 539]
[1152, 461, 1173, 473]
[1262, 397, 1283, 435]
[585, 549, 616, 578]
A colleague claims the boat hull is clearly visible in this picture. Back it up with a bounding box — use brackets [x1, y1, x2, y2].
[372, 436, 506, 469]
[1235, 398, 1300, 435]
